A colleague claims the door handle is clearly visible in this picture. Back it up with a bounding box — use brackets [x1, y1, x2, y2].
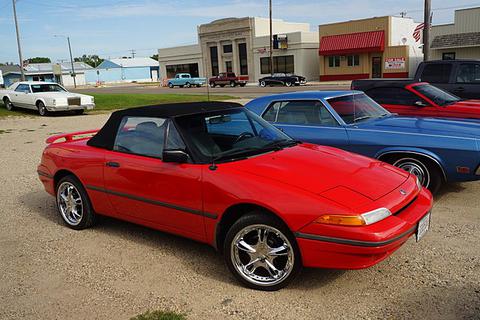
[106, 161, 120, 168]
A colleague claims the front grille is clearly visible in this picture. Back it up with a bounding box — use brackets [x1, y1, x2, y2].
[68, 97, 81, 106]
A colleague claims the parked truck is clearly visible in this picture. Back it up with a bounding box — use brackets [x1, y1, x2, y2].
[209, 72, 248, 87]
[167, 73, 206, 88]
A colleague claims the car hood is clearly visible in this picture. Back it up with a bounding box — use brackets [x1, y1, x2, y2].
[225, 144, 409, 203]
[358, 115, 480, 139]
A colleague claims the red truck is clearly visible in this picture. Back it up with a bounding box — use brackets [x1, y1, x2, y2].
[209, 72, 248, 87]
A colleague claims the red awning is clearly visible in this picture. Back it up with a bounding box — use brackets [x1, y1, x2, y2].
[319, 30, 385, 55]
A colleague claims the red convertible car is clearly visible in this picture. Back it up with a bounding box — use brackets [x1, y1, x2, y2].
[352, 80, 480, 119]
[37, 102, 433, 290]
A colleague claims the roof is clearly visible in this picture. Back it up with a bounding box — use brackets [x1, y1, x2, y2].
[24, 62, 93, 74]
[0, 65, 22, 75]
[319, 30, 385, 55]
[107, 57, 159, 68]
[431, 32, 480, 49]
[11, 81, 60, 86]
[351, 79, 418, 90]
[87, 102, 242, 150]
[251, 91, 362, 102]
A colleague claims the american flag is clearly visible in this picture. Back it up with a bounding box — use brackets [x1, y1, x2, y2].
[413, 23, 425, 42]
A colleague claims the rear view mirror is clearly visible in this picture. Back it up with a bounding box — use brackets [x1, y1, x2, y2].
[162, 149, 189, 163]
[414, 101, 428, 107]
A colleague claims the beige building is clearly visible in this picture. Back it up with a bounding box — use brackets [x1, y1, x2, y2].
[318, 16, 423, 81]
[158, 17, 320, 82]
[430, 7, 480, 60]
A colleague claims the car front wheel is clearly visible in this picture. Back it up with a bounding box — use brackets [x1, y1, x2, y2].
[285, 81, 293, 87]
[56, 175, 96, 230]
[224, 213, 301, 291]
[260, 81, 266, 87]
[37, 101, 49, 116]
[168, 83, 174, 88]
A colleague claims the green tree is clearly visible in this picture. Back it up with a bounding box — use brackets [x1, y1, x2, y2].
[27, 57, 51, 63]
[151, 54, 158, 61]
[74, 54, 104, 68]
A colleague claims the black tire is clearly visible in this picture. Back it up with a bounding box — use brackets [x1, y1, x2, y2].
[185, 82, 191, 88]
[219, 84, 225, 87]
[196, 84, 201, 88]
[37, 101, 49, 116]
[260, 81, 266, 87]
[223, 212, 302, 291]
[210, 82, 216, 88]
[385, 155, 443, 194]
[239, 83, 246, 87]
[55, 175, 96, 230]
[230, 81, 236, 87]
[168, 82, 174, 88]
[74, 109, 84, 115]
[3, 97, 14, 111]
[285, 81, 293, 87]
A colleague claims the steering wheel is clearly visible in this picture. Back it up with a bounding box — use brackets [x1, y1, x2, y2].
[235, 132, 254, 143]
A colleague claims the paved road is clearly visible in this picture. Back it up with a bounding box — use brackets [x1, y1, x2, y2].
[73, 83, 352, 99]
[1, 113, 479, 320]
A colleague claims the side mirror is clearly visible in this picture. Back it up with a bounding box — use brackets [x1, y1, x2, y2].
[414, 101, 428, 107]
[162, 149, 189, 163]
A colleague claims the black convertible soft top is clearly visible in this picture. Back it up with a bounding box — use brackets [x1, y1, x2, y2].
[87, 101, 242, 150]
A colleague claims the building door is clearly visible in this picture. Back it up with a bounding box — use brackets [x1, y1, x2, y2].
[225, 61, 232, 73]
[372, 57, 382, 78]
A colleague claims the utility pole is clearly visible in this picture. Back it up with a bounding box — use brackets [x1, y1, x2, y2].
[423, 0, 431, 61]
[12, 0, 25, 81]
[130, 49, 136, 58]
[269, 0, 273, 75]
[54, 35, 76, 88]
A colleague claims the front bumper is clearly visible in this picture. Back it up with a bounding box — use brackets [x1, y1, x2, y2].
[295, 187, 433, 269]
[47, 104, 95, 112]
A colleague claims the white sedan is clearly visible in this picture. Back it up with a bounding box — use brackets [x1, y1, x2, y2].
[0, 81, 95, 116]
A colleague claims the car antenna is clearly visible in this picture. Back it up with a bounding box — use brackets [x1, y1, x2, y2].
[209, 158, 217, 171]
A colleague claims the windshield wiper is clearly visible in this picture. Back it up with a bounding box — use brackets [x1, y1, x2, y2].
[262, 139, 299, 150]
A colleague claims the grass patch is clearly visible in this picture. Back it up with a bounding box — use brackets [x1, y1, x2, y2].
[90, 93, 236, 112]
[0, 93, 236, 117]
[130, 310, 187, 320]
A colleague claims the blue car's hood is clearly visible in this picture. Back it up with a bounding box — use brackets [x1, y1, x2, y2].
[357, 116, 480, 139]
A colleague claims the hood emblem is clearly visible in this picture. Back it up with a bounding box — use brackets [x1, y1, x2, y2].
[400, 189, 407, 195]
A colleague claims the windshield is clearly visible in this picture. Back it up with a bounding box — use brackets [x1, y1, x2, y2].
[413, 84, 460, 106]
[327, 93, 390, 124]
[30, 84, 67, 93]
[175, 108, 296, 162]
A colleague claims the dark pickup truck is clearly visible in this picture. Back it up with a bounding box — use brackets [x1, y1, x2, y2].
[414, 60, 480, 99]
[209, 72, 248, 87]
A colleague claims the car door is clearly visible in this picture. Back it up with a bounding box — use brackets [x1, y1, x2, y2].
[261, 100, 349, 148]
[12, 84, 34, 108]
[102, 116, 206, 241]
[454, 62, 480, 99]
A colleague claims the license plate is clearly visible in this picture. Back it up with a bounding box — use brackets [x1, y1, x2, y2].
[416, 212, 431, 242]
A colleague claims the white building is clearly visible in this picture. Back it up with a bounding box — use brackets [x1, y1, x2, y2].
[158, 17, 320, 82]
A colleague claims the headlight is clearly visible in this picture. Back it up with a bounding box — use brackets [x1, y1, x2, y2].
[416, 176, 423, 190]
[315, 208, 392, 226]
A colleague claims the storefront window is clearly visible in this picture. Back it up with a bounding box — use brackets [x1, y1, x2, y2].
[223, 44, 233, 53]
[166, 63, 199, 78]
[210, 46, 219, 76]
[328, 56, 340, 68]
[347, 55, 360, 66]
[260, 55, 294, 74]
[238, 43, 248, 75]
[442, 52, 456, 60]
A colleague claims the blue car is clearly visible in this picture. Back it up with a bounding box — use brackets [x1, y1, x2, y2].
[245, 91, 480, 193]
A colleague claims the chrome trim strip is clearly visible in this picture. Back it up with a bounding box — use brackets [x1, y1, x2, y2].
[349, 128, 477, 141]
[295, 225, 417, 247]
[86, 185, 217, 219]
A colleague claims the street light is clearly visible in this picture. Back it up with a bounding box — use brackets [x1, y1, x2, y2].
[269, 0, 273, 75]
[54, 34, 76, 88]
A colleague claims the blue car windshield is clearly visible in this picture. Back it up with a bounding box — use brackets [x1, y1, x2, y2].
[327, 93, 391, 124]
[414, 84, 460, 106]
[175, 108, 296, 162]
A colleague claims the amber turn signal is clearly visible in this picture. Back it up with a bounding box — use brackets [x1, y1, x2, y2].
[315, 215, 366, 226]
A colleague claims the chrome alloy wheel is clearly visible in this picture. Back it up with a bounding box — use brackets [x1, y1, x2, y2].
[393, 158, 430, 187]
[57, 182, 84, 226]
[231, 224, 294, 287]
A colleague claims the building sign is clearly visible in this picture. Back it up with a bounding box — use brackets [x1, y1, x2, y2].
[385, 57, 405, 69]
[273, 34, 288, 50]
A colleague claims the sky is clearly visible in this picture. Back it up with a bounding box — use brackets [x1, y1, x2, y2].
[0, 0, 479, 64]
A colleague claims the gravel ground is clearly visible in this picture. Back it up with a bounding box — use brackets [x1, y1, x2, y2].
[0, 112, 479, 320]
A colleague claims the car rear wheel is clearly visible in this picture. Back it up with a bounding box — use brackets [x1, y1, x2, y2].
[240, 83, 246, 87]
[185, 82, 191, 88]
[209, 82, 216, 88]
[56, 175, 96, 230]
[388, 156, 443, 193]
[3, 97, 14, 111]
[230, 81, 236, 87]
[260, 81, 266, 87]
[224, 212, 301, 291]
[285, 81, 293, 87]
[37, 101, 49, 116]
